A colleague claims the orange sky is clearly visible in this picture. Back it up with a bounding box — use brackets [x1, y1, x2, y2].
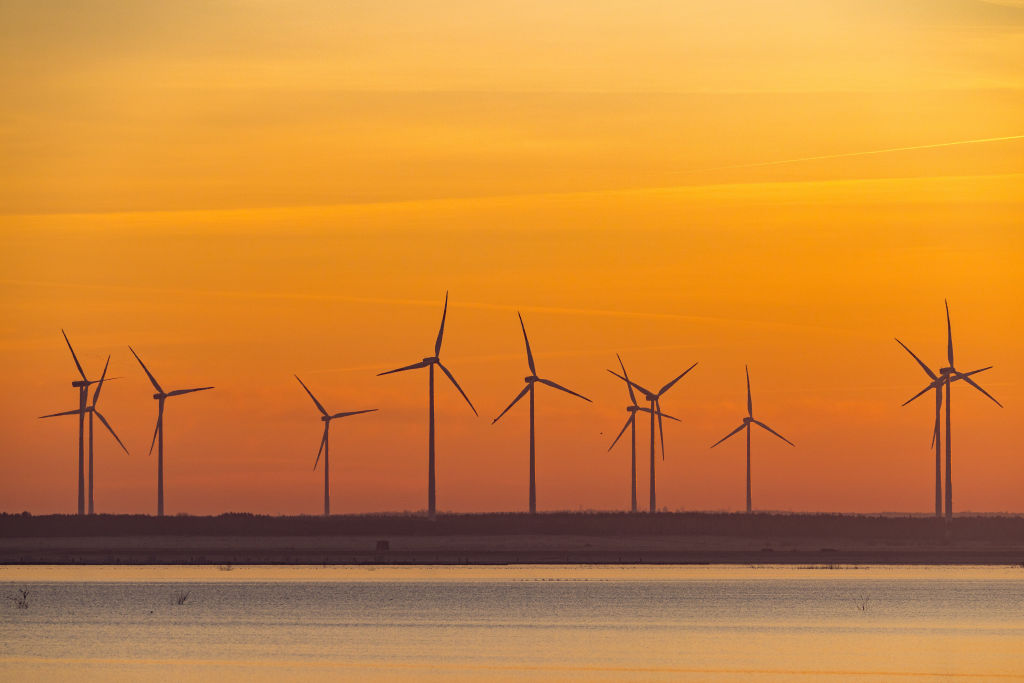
[1, 0, 1022, 515]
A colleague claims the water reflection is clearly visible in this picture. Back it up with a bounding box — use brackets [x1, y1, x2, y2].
[2, 565, 1022, 681]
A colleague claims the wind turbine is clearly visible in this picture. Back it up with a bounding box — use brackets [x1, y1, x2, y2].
[129, 347, 214, 517]
[492, 313, 591, 514]
[295, 375, 377, 516]
[49, 331, 118, 514]
[377, 293, 477, 518]
[710, 365, 793, 513]
[608, 360, 697, 512]
[895, 338, 990, 517]
[40, 355, 129, 514]
[607, 354, 680, 512]
[899, 301, 1001, 519]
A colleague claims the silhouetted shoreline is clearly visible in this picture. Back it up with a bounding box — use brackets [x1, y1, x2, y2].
[2, 512, 1023, 565]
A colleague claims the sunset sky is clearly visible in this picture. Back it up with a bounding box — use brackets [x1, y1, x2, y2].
[1, 0, 1022, 515]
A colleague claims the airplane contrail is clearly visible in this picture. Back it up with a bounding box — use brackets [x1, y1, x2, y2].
[683, 134, 1024, 174]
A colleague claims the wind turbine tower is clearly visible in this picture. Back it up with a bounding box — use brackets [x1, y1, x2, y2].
[710, 366, 793, 513]
[378, 293, 477, 518]
[295, 375, 377, 516]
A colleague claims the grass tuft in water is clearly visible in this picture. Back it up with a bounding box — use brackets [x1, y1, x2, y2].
[6, 588, 29, 609]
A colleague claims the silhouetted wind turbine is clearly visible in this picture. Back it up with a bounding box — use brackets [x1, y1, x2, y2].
[895, 337, 990, 517]
[48, 331, 119, 514]
[40, 355, 128, 514]
[377, 293, 477, 518]
[609, 360, 696, 512]
[129, 347, 214, 516]
[607, 354, 680, 513]
[492, 313, 591, 513]
[899, 301, 1001, 519]
[710, 366, 793, 513]
[295, 375, 377, 516]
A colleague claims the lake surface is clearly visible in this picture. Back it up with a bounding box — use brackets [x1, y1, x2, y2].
[2, 565, 1023, 681]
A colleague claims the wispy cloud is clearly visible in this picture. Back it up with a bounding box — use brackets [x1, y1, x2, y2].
[0, 278, 849, 337]
[677, 134, 1024, 175]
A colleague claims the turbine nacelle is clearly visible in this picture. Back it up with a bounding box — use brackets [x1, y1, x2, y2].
[742, 416, 753, 424]
[525, 375, 538, 384]
[422, 356, 439, 364]
[153, 393, 166, 400]
[940, 367, 954, 375]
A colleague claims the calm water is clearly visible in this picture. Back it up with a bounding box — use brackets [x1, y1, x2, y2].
[2, 565, 1023, 681]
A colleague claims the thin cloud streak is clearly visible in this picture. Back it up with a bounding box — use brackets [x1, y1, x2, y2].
[679, 134, 1024, 175]
[5, 169, 1021, 221]
[0, 278, 851, 335]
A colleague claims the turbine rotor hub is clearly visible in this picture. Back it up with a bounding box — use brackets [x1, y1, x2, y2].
[525, 376, 537, 383]
[940, 367, 954, 375]
[423, 356, 438, 364]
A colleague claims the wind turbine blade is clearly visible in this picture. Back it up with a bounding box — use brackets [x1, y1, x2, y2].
[537, 377, 591, 402]
[62, 330, 87, 381]
[437, 361, 478, 416]
[745, 365, 752, 417]
[945, 300, 954, 367]
[656, 398, 666, 460]
[711, 423, 746, 449]
[606, 370, 653, 398]
[616, 354, 638, 406]
[637, 406, 681, 422]
[129, 346, 163, 394]
[377, 360, 430, 376]
[86, 376, 122, 386]
[894, 338, 937, 381]
[608, 415, 634, 451]
[313, 424, 327, 471]
[956, 371, 1003, 408]
[331, 408, 378, 419]
[518, 312, 536, 375]
[492, 384, 530, 424]
[92, 356, 111, 408]
[953, 366, 991, 380]
[902, 381, 938, 407]
[93, 410, 129, 454]
[434, 291, 448, 356]
[167, 386, 214, 397]
[294, 375, 328, 416]
[39, 408, 84, 419]
[752, 419, 794, 446]
[657, 362, 698, 397]
[148, 404, 163, 456]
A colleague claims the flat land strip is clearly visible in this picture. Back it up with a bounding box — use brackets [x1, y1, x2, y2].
[2, 513, 1022, 565]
